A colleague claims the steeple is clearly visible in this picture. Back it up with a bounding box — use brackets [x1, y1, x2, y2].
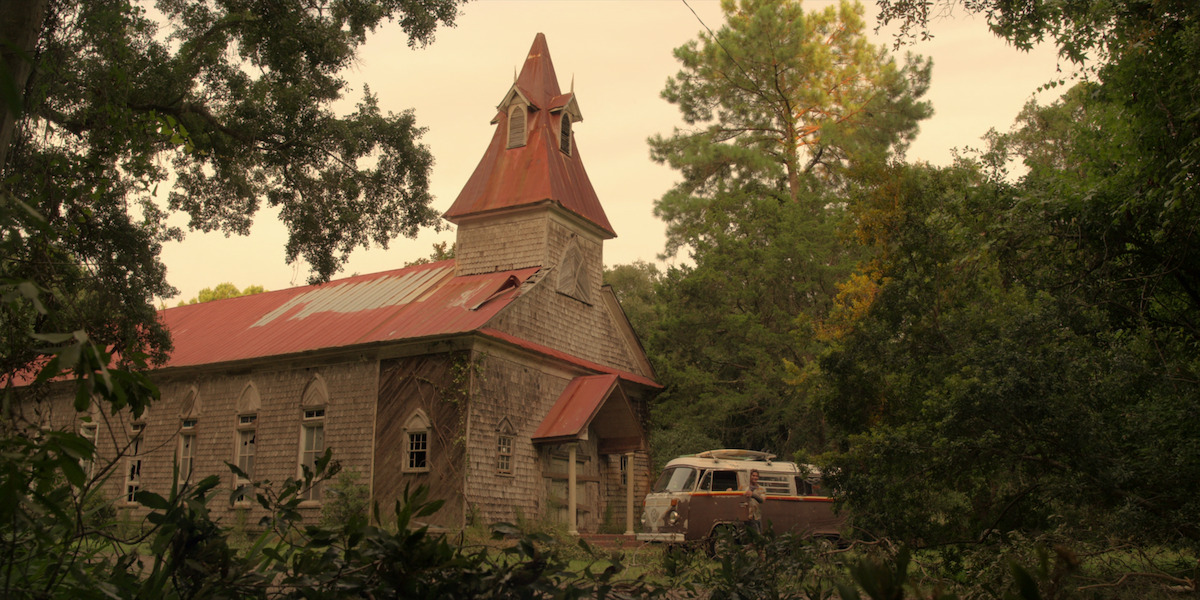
[444, 34, 615, 239]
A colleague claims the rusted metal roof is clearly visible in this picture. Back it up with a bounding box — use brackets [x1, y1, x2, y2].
[444, 33, 615, 238]
[532, 373, 646, 451]
[533, 374, 619, 441]
[159, 261, 540, 369]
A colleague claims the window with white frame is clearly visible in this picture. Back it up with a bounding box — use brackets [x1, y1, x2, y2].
[497, 435, 513, 475]
[507, 105, 526, 148]
[178, 386, 200, 485]
[234, 414, 256, 503]
[125, 423, 145, 503]
[496, 418, 515, 476]
[403, 409, 431, 473]
[299, 408, 325, 501]
[178, 419, 197, 483]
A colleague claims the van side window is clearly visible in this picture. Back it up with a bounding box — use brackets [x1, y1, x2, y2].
[759, 472, 792, 495]
[795, 476, 825, 496]
[701, 470, 740, 491]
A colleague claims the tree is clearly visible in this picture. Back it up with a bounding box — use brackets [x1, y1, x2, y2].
[813, 80, 1200, 550]
[643, 0, 930, 456]
[1, 0, 461, 376]
[602, 261, 661, 340]
[650, 0, 930, 255]
[403, 241, 456, 267]
[177, 282, 267, 306]
[876, 0, 1200, 339]
[785, 0, 1200, 554]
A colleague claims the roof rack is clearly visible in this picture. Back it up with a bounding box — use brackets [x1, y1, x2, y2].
[694, 449, 777, 463]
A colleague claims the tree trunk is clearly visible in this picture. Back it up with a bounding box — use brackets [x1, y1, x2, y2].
[0, 0, 48, 173]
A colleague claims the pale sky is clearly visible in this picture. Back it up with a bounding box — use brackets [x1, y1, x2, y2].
[158, 0, 1064, 304]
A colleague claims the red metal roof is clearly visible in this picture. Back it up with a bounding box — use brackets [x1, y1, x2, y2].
[10, 264, 662, 390]
[532, 373, 647, 451]
[533, 374, 620, 441]
[443, 33, 615, 238]
[159, 261, 539, 368]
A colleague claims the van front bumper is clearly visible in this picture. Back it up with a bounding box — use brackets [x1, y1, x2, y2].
[635, 532, 686, 543]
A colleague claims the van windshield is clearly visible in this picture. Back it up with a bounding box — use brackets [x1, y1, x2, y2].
[652, 467, 698, 492]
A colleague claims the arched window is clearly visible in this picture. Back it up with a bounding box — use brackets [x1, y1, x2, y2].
[496, 418, 515, 476]
[233, 382, 260, 503]
[178, 386, 200, 483]
[299, 375, 328, 501]
[125, 408, 149, 504]
[403, 409, 431, 473]
[507, 105, 526, 148]
[559, 114, 571, 155]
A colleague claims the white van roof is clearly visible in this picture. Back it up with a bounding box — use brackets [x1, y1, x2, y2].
[695, 449, 776, 461]
[664, 449, 818, 476]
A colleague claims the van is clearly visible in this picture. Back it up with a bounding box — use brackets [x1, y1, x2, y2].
[636, 449, 843, 546]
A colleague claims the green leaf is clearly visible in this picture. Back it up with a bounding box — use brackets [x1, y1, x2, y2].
[134, 490, 171, 510]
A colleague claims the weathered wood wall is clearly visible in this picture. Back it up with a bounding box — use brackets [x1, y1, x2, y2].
[16, 359, 379, 527]
[373, 353, 469, 529]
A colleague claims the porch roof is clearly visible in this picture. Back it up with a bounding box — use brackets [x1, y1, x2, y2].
[532, 374, 645, 453]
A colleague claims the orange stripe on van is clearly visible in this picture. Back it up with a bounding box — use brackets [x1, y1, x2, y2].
[690, 492, 833, 502]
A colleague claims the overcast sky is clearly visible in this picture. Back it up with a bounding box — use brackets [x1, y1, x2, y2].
[158, 0, 1064, 304]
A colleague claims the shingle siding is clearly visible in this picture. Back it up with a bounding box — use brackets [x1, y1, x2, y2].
[39, 361, 378, 526]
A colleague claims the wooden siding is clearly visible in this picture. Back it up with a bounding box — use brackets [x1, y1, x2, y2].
[463, 350, 652, 532]
[374, 353, 469, 529]
[18, 361, 379, 526]
[484, 214, 651, 376]
[455, 211, 548, 276]
[463, 351, 562, 526]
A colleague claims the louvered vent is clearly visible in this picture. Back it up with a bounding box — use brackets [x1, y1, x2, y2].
[559, 114, 571, 154]
[508, 105, 526, 148]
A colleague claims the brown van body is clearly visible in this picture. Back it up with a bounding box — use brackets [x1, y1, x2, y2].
[637, 449, 843, 544]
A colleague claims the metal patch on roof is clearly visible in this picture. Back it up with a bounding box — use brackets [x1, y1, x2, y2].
[251, 265, 453, 328]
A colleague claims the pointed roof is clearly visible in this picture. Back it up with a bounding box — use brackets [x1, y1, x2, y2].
[444, 33, 615, 238]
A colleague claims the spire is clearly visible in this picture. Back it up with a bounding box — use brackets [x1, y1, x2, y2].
[444, 33, 614, 238]
[513, 33, 561, 108]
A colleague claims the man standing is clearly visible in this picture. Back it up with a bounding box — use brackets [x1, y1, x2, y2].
[744, 468, 766, 533]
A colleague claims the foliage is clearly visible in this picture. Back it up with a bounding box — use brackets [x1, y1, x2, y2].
[809, 154, 1200, 549]
[603, 260, 662, 340]
[403, 240, 456, 267]
[646, 198, 850, 455]
[318, 469, 370, 534]
[650, 0, 931, 254]
[0, 0, 461, 377]
[177, 282, 268, 306]
[804, 0, 1200, 557]
[640, 0, 930, 457]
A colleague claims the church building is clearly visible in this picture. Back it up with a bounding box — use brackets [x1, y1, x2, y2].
[36, 34, 658, 534]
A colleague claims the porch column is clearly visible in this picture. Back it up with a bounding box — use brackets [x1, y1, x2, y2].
[568, 443, 578, 535]
[625, 451, 635, 535]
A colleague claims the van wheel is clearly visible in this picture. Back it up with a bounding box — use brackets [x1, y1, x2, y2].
[706, 524, 737, 558]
